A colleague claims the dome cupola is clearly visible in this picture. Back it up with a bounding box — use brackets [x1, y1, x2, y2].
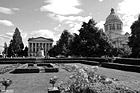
[105, 8, 122, 24]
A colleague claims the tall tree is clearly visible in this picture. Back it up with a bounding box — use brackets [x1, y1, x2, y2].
[69, 19, 112, 57]
[8, 28, 24, 57]
[49, 30, 73, 57]
[128, 15, 140, 57]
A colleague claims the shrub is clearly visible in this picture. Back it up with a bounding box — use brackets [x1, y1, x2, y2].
[58, 66, 137, 93]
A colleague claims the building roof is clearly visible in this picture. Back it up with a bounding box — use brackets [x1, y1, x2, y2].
[105, 8, 122, 24]
[28, 37, 53, 42]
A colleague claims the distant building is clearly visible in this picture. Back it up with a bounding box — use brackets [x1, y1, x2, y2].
[28, 37, 53, 57]
[104, 8, 130, 48]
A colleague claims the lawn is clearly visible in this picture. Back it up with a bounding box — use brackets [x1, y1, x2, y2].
[0, 63, 140, 93]
[0, 64, 73, 93]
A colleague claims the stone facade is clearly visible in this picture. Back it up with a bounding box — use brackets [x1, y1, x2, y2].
[104, 8, 130, 48]
[28, 37, 53, 57]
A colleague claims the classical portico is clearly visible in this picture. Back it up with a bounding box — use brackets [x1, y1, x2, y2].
[28, 37, 53, 57]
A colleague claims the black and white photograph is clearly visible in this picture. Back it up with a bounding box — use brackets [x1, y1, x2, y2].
[0, 0, 140, 93]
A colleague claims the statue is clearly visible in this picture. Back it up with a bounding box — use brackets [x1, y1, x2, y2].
[37, 46, 45, 57]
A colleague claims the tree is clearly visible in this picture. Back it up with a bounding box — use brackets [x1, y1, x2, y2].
[128, 15, 140, 57]
[8, 28, 24, 57]
[3, 42, 8, 57]
[23, 46, 28, 57]
[69, 19, 112, 57]
[49, 30, 73, 57]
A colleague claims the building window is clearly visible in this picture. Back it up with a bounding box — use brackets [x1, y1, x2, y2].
[117, 24, 121, 30]
[112, 24, 115, 30]
[105, 25, 108, 31]
[109, 24, 112, 30]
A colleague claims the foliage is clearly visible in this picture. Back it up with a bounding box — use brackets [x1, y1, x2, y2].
[69, 19, 112, 57]
[0, 64, 20, 74]
[7, 28, 24, 57]
[7, 41, 14, 57]
[3, 42, 8, 57]
[23, 46, 28, 57]
[49, 76, 58, 87]
[128, 15, 140, 58]
[58, 65, 137, 93]
[49, 30, 73, 57]
[1, 78, 12, 91]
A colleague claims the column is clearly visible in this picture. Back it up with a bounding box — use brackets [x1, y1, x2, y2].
[35, 43, 36, 56]
[46, 43, 48, 52]
[48, 43, 50, 50]
[31, 43, 33, 56]
[44, 43, 46, 52]
[28, 42, 30, 56]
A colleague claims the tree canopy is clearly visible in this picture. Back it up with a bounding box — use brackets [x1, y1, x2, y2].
[7, 28, 24, 57]
[49, 19, 113, 57]
[128, 15, 140, 57]
[69, 19, 112, 57]
[48, 30, 73, 57]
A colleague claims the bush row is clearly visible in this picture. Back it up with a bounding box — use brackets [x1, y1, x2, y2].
[113, 58, 140, 65]
[81, 60, 100, 66]
[43, 67, 59, 72]
[37, 63, 53, 67]
[10, 68, 40, 74]
[101, 62, 140, 72]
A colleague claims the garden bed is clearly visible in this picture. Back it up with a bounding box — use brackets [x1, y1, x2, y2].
[57, 63, 140, 93]
[10, 64, 39, 74]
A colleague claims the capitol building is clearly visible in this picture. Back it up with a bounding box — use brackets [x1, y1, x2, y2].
[28, 37, 53, 57]
[104, 8, 129, 49]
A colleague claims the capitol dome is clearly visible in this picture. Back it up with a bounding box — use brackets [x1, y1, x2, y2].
[105, 8, 122, 24]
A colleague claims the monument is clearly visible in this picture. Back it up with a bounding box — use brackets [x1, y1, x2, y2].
[37, 46, 45, 58]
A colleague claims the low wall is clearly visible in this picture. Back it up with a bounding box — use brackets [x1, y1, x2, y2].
[113, 58, 140, 65]
[0, 58, 36, 64]
[101, 62, 140, 73]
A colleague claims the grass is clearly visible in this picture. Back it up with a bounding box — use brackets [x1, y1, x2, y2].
[0, 63, 140, 93]
[0, 64, 73, 93]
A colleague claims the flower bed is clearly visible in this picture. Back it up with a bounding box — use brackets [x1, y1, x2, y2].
[58, 64, 139, 93]
[10, 68, 39, 73]
[37, 63, 53, 67]
[0, 64, 20, 74]
[10, 64, 39, 74]
[43, 66, 59, 72]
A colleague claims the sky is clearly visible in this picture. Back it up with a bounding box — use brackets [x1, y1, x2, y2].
[0, 0, 140, 52]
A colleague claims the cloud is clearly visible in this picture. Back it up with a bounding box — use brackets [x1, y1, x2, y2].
[0, 6, 13, 14]
[0, 6, 19, 14]
[70, 23, 81, 34]
[48, 14, 92, 23]
[12, 8, 20, 11]
[0, 20, 14, 26]
[0, 34, 11, 40]
[49, 14, 92, 34]
[96, 21, 105, 30]
[54, 24, 63, 31]
[40, 0, 83, 15]
[98, 0, 104, 2]
[31, 29, 59, 44]
[117, 0, 140, 33]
